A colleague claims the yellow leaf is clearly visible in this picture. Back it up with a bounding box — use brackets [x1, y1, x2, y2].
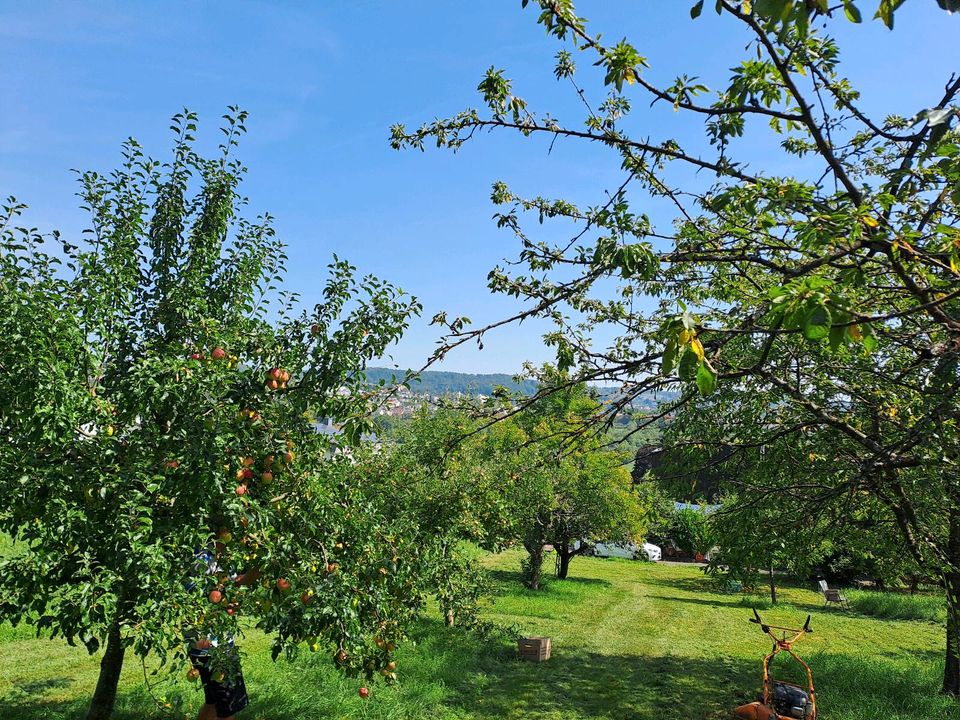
[742, 0, 752, 13]
[862, 216, 880, 229]
[690, 337, 705, 361]
[950, 255, 960, 275]
[849, 324, 863, 341]
[678, 329, 693, 345]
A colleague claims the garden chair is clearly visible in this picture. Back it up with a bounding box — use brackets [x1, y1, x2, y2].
[818, 579, 849, 609]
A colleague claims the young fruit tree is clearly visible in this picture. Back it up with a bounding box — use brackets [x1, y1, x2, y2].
[515, 376, 646, 581]
[0, 110, 427, 720]
[463, 373, 647, 588]
[392, 1, 960, 696]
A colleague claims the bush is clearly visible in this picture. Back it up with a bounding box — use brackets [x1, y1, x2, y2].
[847, 589, 945, 623]
[669, 508, 714, 556]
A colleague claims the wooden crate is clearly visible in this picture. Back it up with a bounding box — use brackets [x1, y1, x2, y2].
[518, 636, 551, 662]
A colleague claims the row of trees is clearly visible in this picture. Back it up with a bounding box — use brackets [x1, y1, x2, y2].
[386, 375, 659, 594]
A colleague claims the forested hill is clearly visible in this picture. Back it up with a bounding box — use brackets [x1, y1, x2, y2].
[364, 367, 539, 396]
[363, 367, 678, 408]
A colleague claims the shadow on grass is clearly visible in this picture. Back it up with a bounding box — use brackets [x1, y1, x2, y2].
[0, 696, 89, 720]
[1, 635, 953, 720]
[486, 569, 612, 598]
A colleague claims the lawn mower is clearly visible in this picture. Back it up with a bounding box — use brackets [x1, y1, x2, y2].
[734, 609, 816, 720]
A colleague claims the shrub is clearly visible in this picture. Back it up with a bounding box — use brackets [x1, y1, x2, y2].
[669, 508, 714, 557]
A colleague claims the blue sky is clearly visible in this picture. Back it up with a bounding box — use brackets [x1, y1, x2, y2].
[1, 1, 957, 373]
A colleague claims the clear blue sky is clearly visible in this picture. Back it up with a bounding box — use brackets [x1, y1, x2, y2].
[1, 1, 956, 373]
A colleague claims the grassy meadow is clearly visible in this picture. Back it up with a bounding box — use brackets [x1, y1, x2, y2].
[0, 549, 951, 720]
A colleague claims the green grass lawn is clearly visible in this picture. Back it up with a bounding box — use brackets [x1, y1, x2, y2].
[0, 550, 952, 720]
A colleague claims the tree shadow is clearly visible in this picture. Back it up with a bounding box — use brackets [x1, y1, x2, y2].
[486, 568, 611, 596]
[0, 696, 89, 720]
[6, 678, 71, 697]
[441, 647, 760, 719]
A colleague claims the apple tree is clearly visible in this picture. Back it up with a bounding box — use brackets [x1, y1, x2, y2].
[478, 373, 648, 587]
[375, 406, 521, 627]
[0, 110, 430, 720]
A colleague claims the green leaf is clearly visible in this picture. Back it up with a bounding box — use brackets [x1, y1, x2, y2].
[696, 363, 717, 395]
[678, 348, 700, 382]
[843, 0, 862, 22]
[690, 0, 705, 18]
[753, 0, 791, 19]
[662, 337, 678, 375]
[828, 324, 847, 352]
[802, 304, 831, 341]
[557, 342, 574, 373]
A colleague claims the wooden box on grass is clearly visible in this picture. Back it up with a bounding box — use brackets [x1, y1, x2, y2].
[518, 636, 551, 662]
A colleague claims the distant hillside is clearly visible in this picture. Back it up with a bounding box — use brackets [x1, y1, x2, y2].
[363, 367, 678, 407]
[364, 367, 538, 396]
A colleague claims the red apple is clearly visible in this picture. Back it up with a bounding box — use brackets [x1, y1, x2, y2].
[268, 367, 282, 380]
[386, 661, 396, 671]
[300, 591, 312, 605]
[359, 687, 369, 699]
[187, 667, 201, 682]
[208, 589, 223, 604]
[280, 370, 291, 383]
[239, 468, 254, 481]
[226, 605, 236, 616]
[310, 324, 321, 336]
[241, 456, 255, 467]
[190, 352, 203, 360]
[263, 454, 275, 468]
[277, 578, 291, 593]
[211, 347, 227, 360]
[267, 379, 279, 390]
[195, 638, 212, 650]
[165, 459, 180, 469]
[235, 484, 248, 496]
[261, 471, 273, 483]
[283, 451, 295, 464]
[326, 562, 339, 574]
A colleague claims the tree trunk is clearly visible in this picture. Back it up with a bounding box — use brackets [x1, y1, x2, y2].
[556, 546, 572, 579]
[444, 608, 455, 627]
[768, 565, 777, 605]
[86, 618, 125, 720]
[943, 506, 960, 697]
[525, 542, 544, 590]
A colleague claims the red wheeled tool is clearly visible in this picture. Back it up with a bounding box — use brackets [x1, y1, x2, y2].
[734, 609, 817, 720]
